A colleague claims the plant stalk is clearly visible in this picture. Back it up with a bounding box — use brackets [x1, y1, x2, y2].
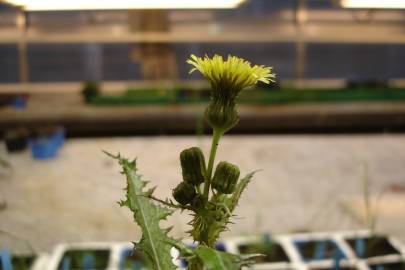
[203, 129, 222, 198]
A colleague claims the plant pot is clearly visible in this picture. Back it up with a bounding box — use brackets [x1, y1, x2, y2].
[29, 138, 58, 160]
[4, 128, 29, 153]
[29, 126, 65, 160]
[51, 126, 65, 148]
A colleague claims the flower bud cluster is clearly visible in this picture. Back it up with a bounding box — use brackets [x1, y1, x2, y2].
[172, 147, 206, 206]
[172, 145, 241, 207]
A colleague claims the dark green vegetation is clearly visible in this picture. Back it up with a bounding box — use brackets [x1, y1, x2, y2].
[81, 81, 101, 103]
[57, 249, 110, 270]
[346, 236, 400, 258]
[238, 240, 290, 264]
[89, 87, 405, 106]
[294, 240, 345, 261]
[0, 255, 35, 270]
[369, 261, 405, 270]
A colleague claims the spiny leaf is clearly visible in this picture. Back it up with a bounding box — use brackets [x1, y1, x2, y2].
[172, 244, 260, 270]
[107, 151, 178, 270]
[193, 246, 258, 270]
[225, 171, 258, 212]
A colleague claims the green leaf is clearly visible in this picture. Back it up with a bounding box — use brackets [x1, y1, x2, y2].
[193, 246, 258, 270]
[225, 171, 257, 212]
[106, 152, 177, 270]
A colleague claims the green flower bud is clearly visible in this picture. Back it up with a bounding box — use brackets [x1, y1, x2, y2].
[211, 161, 240, 194]
[180, 147, 206, 186]
[204, 101, 239, 134]
[190, 194, 207, 209]
[172, 182, 196, 205]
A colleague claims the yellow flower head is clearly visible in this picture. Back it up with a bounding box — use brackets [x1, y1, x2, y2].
[187, 54, 275, 101]
[187, 54, 276, 134]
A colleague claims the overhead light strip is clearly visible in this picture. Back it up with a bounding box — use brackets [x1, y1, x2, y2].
[5, 0, 246, 11]
[340, 0, 405, 9]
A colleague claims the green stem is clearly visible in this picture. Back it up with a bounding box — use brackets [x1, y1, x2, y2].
[147, 195, 193, 211]
[203, 129, 222, 198]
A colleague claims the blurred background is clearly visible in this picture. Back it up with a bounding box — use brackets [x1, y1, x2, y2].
[0, 0, 405, 267]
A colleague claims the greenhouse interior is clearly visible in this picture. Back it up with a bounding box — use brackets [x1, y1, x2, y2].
[0, 0, 405, 269]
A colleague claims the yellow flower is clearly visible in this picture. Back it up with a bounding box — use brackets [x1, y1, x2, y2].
[187, 54, 275, 100]
[187, 54, 276, 134]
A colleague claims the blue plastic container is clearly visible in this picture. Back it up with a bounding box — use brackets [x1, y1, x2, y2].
[29, 126, 65, 160]
[52, 127, 66, 148]
[10, 96, 26, 110]
[0, 250, 12, 270]
[30, 138, 58, 160]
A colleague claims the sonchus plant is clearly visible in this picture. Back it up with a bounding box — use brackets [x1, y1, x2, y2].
[107, 54, 275, 270]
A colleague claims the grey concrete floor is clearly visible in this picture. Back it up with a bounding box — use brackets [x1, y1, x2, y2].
[0, 135, 404, 253]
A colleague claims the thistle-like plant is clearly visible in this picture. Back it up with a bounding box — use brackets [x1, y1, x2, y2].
[107, 54, 275, 270]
